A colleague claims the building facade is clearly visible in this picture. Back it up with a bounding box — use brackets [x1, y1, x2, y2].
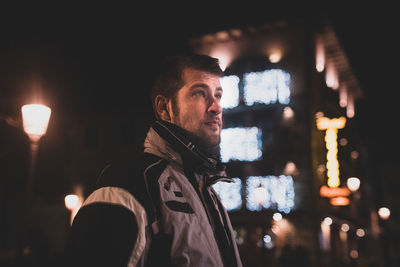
[187, 15, 382, 267]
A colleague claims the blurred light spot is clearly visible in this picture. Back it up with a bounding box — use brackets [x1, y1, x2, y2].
[378, 207, 391, 220]
[271, 224, 280, 234]
[325, 61, 339, 90]
[330, 196, 350, 206]
[269, 50, 282, 63]
[213, 178, 242, 211]
[265, 241, 274, 249]
[316, 116, 346, 188]
[254, 186, 268, 205]
[351, 150, 359, 159]
[317, 164, 326, 174]
[236, 237, 244, 245]
[263, 234, 272, 243]
[315, 111, 324, 119]
[246, 176, 295, 213]
[220, 75, 240, 109]
[220, 127, 262, 162]
[23, 247, 31, 255]
[350, 249, 359, 259]
[215, 31, 230, 41]
[320, 220, 331, 251]
[320, 185, 350, 198]
[202, 34, 215, 43]
[339, 138, 348, 146]
[347, 177, 360, 192]
[210, 50, 232, 71]
[315, 36, 325, 72]
[356, 228, 365, 237]
[323, 217, 333, 226]
[346, 93, 355, 118]
[341, 223, 350, 232]
[339, 84, 348, 107]
[283, 161, 297, 176]
[243, 69, 290, 105]
[230, 29, 242, 38]
[283, 106, 295, 120]
[316, 116, 346, 130]
[273, 212, 282, 221]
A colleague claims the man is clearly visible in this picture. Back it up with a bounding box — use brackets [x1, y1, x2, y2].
[65, 53, 243, 267]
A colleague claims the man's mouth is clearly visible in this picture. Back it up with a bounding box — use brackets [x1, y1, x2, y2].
[205, 119, 221, 129]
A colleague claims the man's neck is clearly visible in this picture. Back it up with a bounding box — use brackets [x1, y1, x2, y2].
[152, 120, 223, 174]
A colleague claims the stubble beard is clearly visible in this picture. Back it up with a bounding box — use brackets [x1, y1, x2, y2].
[171, 100, 221, 147]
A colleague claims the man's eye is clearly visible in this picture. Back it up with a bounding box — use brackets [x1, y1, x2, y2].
[215, 93, 222, 100]
[194, 91, 206, 97]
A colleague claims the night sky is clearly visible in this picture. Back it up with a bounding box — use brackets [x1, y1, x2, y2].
[1, 5, 399, 206]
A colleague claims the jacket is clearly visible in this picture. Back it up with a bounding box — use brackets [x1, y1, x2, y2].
[65, 120, 243, 267]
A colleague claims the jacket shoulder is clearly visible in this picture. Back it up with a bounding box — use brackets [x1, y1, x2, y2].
[95, 152, 169, 221]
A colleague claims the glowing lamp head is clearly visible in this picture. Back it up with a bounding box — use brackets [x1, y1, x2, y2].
[21, 104, 51, 142]
[65, 194, 79, 210]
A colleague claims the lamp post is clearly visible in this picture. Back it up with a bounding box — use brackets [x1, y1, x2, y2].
[17, 103, 51, 264]
[21, 104, 51, 207]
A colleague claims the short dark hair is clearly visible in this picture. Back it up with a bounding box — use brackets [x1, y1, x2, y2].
[151, 53, 224, 119]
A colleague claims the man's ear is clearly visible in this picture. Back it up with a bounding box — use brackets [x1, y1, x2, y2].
[155, 95, 171, 122]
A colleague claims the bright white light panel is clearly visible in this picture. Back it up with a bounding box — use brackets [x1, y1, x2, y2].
[246, 175, 295, 213]
[243, 69, 290, 106]
[220, 127, 262, 163]
[212, 178, 242, 211]
[220, 75, 240, 109]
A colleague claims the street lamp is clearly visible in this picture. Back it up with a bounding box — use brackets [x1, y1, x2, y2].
[17, 103, 51, 263]
[21, 104, 51, 206]
[21, 104, 51, 142]
[64, 184, 84, 226]
[65, 194, 83, 226]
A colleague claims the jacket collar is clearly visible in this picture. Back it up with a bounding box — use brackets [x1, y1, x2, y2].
[144, 126, 183, 166]
[144, 120, 228, 179]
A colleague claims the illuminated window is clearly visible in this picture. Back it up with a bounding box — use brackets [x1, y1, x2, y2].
[243, 69, 290, 106]
[246, 175, 295, 213]
[220, 75, 240, 109]
[220, 127, 262, 162]
[213, 178, 242, 211]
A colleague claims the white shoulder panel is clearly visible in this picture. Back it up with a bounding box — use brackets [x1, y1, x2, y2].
[82, 186, 148, 267]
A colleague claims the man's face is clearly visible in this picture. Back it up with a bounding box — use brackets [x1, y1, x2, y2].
[168, 67, 223, 147]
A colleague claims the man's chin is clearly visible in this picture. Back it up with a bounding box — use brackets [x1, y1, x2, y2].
[202, 134, 221, 147]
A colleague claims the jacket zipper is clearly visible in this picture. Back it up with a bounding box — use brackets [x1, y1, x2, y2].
[198, 175, 231, 267]
[198, 176, 217, 234]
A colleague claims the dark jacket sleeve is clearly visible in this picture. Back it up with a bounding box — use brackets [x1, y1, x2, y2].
[64, 202, 138, 267]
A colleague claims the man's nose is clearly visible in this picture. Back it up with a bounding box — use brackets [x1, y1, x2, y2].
[208, 97, 222, 115]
